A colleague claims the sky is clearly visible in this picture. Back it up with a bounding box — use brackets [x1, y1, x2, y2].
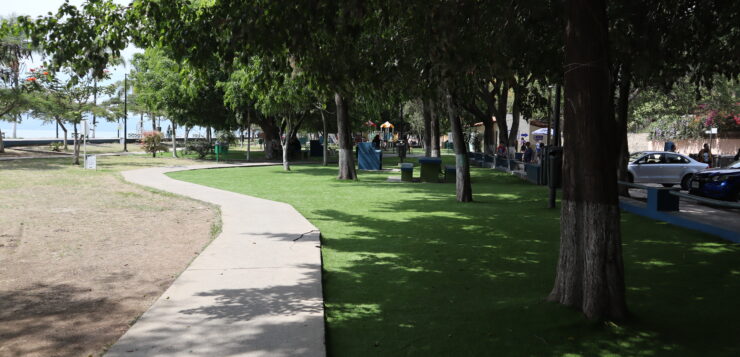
[1, 0, 150, 139]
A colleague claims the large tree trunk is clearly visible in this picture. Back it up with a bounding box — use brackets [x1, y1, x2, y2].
[616, 62, 631, 196]
[257, 115, 281, 160]
[494, 81, 510, 149]
[320, 108, 328, 166]
[422, 97, 433, 157]
[0, 129, 4, 153]
[509, 83, 522, 151]
[335, 92, 356, 180]
[482, 119, 495, 155]
[444, 85, 472, 202]
[548, 0, 627, 321]
[430, 96, 441, 158]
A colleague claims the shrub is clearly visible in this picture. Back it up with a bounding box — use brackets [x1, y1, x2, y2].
[140, 131, 169, 156]
[49, 142, 63, 152]
[186, 140, 212, 159]
[216, 130, 237, 145]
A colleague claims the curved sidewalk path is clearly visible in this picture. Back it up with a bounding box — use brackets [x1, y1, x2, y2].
[106, 163, 325, 357]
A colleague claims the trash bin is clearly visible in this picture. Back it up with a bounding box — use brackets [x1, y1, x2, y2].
[548, 147, 563, 189]
[214, 141, 222, 161]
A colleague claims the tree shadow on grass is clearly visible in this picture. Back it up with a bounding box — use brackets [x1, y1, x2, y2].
[309, 183, 740, 356]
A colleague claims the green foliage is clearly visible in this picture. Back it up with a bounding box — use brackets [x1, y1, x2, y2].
[0, 17, 35, 120]
[185, 139, 212, 159]
[630, 75, 739, 139]
[49, 142, 63, 152]
[19, 0, 129, 79]
[140, 130, 168, 155]
[215, 130, 236, 145]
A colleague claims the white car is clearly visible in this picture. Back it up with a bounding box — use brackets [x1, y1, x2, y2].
[627, 151, 708, 189]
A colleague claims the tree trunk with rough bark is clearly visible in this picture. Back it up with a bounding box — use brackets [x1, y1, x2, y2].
[509, 84, 522, 151]
[444, 86, 472, 202]
[430, 96, 441, 158]
[616, 62, 631, 196]
[321, 109, 328, 166]
[335, 92, 356, 180]
[258, 115, 281, 160]
[548, 0, 628, 321]
[494, 81, 510, 150]
[422, 97, 433, 157]
[482, 119, 495, 155]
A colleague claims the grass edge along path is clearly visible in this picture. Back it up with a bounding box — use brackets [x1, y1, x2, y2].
[168, 159, 739, 357]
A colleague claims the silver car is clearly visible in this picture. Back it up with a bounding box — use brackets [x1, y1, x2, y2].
[627, 151, 708, 189]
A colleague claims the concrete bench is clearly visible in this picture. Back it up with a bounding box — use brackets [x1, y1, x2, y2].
[400, 163, 414, 182]
[419, 157, 442, 182]
[444, 165, 456, 183]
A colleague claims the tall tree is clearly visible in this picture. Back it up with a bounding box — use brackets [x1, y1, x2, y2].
[0, 18, 34, 153]
[548, 0, 627, 320]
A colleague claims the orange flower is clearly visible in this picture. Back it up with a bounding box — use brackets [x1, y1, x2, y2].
[26, 77, 37, 81]
[43, 71, 49, 75]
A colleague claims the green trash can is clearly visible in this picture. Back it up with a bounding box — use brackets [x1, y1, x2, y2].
[214, 142, 222, 161]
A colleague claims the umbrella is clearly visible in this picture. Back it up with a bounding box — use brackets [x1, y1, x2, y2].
[380, 121, 394, 129]
[364, 120, 377, 127]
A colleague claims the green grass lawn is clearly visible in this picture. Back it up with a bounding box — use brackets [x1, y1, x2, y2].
[168, 157, 740, 356]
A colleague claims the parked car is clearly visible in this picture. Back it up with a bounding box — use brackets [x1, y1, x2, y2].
[627, 151, 708, 189]
[688, 160, 740, 201]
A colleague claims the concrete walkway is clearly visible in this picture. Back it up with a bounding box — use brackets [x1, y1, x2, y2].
[106, 163, 325, 357]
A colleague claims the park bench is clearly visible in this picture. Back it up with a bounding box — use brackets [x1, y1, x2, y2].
[400, 163, 414, 182]
[419, 157, 442, 182]
[444, 165, 456, 183]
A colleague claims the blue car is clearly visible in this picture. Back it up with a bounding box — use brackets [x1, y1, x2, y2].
[689, 160, 740, 201]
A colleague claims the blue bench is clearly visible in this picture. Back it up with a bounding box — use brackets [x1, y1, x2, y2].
[400, 163, 414, 182]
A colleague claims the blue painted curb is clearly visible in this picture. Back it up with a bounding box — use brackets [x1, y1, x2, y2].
[619, 200, 740, 243]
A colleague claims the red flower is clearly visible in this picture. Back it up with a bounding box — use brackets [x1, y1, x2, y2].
[26, 77, 37, 81]
[30, 68, 35, 72]
[43, 72, 49, 75]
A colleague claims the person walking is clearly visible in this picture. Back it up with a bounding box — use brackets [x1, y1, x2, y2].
[698, 143, 712, 167]
[523, 142, 534, 163]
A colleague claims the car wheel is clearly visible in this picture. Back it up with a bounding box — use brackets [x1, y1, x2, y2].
[681, 174, 693, 190]
[661, 184, 674, 188]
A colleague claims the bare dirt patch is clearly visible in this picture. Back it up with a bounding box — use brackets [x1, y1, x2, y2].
[0, 157, 219, 357]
